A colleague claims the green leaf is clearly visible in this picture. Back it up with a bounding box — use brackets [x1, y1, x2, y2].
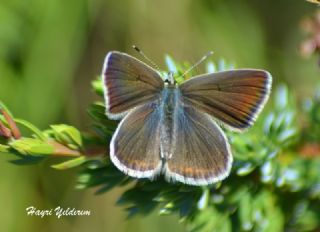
[165, 55, 178, 73]
[0, 144, 10, 153]
[50, 124, 82, 147]
[51, 156, 87, 170]
[206, 61, 216, 73]
[9, 138, 54, 155]
[239, 192, 253, 231]
[92, 76, 104, 97]
[197, 188, 209, 210]
[0, 101, 14, 117]
[14, 119, 46, 140]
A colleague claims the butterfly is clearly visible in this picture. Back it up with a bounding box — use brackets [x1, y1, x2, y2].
[101, 51, 272, 186]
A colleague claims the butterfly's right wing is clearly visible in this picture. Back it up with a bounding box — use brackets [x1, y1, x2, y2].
[102, 51, 164, 119]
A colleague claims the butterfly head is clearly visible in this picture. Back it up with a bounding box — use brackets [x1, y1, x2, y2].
[164, 71, 176, 86]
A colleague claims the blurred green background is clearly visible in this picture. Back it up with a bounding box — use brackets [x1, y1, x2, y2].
[0, 0, 319, 231]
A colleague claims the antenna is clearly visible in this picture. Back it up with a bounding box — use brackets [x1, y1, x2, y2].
[180, 51, 214, 78]
[132, 45, 161, 72]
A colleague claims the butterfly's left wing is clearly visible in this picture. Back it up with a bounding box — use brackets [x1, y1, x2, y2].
[180, 69, 272, 131]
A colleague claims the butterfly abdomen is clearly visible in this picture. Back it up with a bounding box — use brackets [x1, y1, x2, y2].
[159, 85, 180, 161]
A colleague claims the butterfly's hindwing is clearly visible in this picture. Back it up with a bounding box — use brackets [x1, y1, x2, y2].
[164, 103, 232, 185]
[110, 101, 162, 178]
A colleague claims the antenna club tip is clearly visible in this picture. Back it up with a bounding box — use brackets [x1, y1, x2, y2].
[207, 51, 214, 56]
[132, 45, 141, 52]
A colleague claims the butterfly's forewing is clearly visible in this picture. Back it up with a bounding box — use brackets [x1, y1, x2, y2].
[102, 51, 164, 119]
[180, 69, 272, 131]
[165, 105, 232, 185]
[110, 102, 162, 178]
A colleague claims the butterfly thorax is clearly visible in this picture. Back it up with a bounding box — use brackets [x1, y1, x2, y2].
[159, 83, 180, 161]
